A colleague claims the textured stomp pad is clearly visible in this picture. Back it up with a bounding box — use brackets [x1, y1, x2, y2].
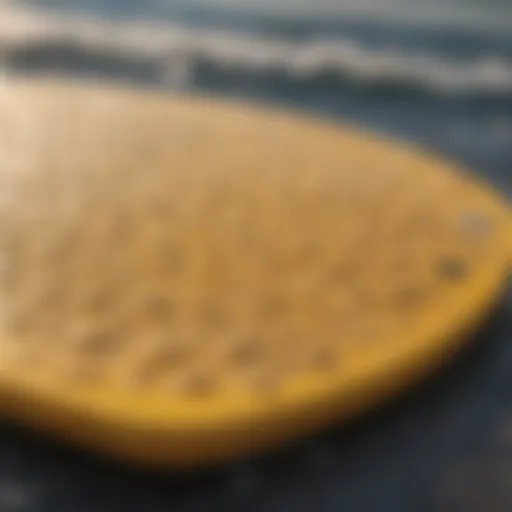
[0, 78, 509, 468]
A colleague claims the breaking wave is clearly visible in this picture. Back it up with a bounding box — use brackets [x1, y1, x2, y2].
[1, 3, 512, 97]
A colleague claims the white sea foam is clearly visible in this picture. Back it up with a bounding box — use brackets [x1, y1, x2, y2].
[1, 3, 512, 95]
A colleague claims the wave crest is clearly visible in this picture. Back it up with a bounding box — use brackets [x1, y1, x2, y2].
[1, 4, 512, 96]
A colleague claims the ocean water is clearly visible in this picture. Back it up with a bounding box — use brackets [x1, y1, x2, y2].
[0, 3, 511, 512]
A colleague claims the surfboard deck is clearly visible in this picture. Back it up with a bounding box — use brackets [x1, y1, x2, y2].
[0, 77, 509, 468]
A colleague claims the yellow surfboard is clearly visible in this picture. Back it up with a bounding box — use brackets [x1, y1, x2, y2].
[0, 77, 509, 468]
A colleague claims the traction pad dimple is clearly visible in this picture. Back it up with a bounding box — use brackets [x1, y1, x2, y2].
[0, 77, 509, 467]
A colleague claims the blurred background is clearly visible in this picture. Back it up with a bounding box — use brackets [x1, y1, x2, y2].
[0, 1, 511, 511]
